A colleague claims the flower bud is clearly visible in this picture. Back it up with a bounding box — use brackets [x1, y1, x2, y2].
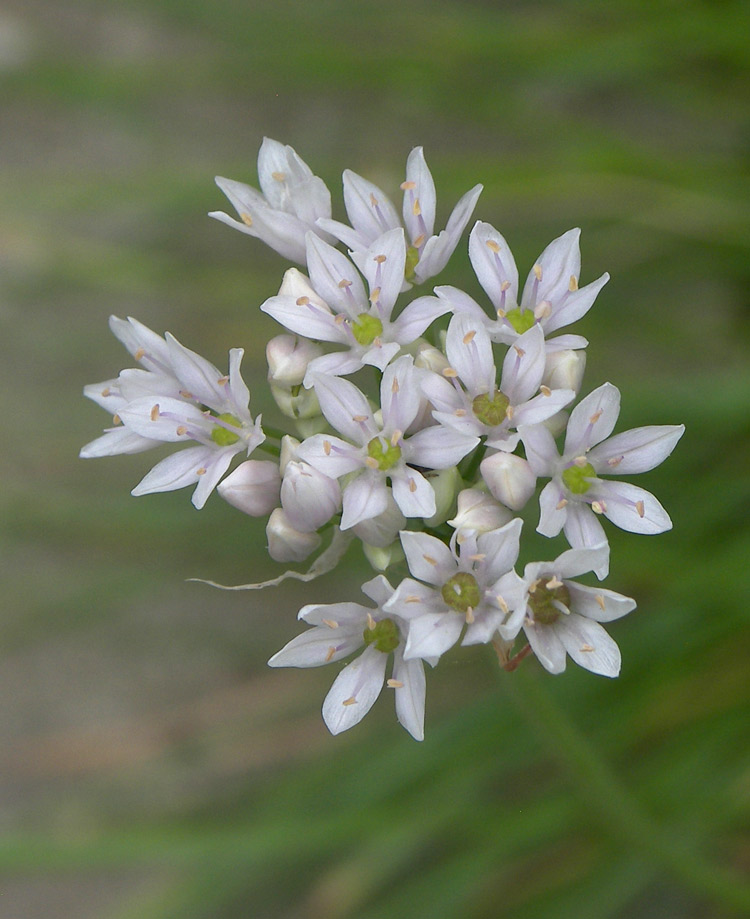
[217, 460, 281, 516]
[448, 488, 513, 534]
[480, 453, 536, 511]
[542, 349, 586, 394]
[270, 381, 322, 419]
[266, 508, 321, 562]
[362, 540, 405, 572]
[352, 493, 406, 547]
[278, 266, 328, 302]
[424, 466, 462, 527]
[280, 461, 341, 532]
[266, 334, 324, 388]
[414, 341, 450, 374]
[279, 435, 301, 474]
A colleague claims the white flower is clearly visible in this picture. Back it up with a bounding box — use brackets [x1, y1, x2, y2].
[423, 314, 575, 453]
[81, 317, 264, 509]
[317, 146, 482, 286]
[437, 223, 609, 351]
[520, 382, 685, 575]
[280, 460, 341, 532]
[209, 138, 334, 263]
[261, 229, 449, 384]
[268, 576, 428, 740]
[266, 508, 321, 562]
[385, 519, 525, 658]
[217, 459, 281, 516]
[297, 356, 477, 529]
[510, 544, 636, 677]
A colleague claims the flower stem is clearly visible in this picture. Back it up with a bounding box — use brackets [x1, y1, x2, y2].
[460, 440, 487, 483]
[504, 665, 750, 912]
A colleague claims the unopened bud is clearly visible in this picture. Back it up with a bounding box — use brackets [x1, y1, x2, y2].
[217, 460, 281, 516]
[281, 461, 341, 532]
[278, 266, 327, 304]
[414, 341, 450, 374]
[266, 508, 321, 562]
[424, 466, 462, 527]
[362, 540, 405, 572]
[270, 381, 322, 419]
[542, 349, 586, 394]
[267, 333, 324, 387]
[448, 488, 513, 534]
[279, 435, 301, 474]
[480, 453, 536, 511]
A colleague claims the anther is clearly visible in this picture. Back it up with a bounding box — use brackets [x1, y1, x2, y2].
[179, 390, 193, 399]
[513, 345, 526, 358]
[455, 409, 467, 417]
[392, 378, 399, 394]
[112, 414, 121, 426]
[296, 296, 310, 306]
[369, 286, 381, 304]
[569, 275, 579, 292]
[534, 301, 551, 319]
[533, 264, 543, 281]
[442, 367, 458, 378]
[540, 385, 551, 397]
[412, 233, 426, 248]
[408, 478, 417, 493]
[462, 330, 477, 345]
[422, 554, 438, 566]
[546, 577, 564, 590]
[217, 376, 229, 386]
[589, 409, 603, 425]
[468, 553, 486, 561]
[500, 281, 511, 291]
[150, 404, 160, 421]
[496, 308, 506, 318]
[323, 440, 331, 455]
[196, 467, 207, 476]
[607, 456, 624, 468]
[591, 500, 606, 514]
[580, 644, 594, 652]
[322, 619, 339, 629]
[496, 595, 509, 613]
[574, 455, 589, 467]
[412, 199, 422, 217]
[486, 239, 500, 253]
[556, 498, 568, 510]
[352, 414, 368, 423]
[271, 171, 286, 181]
[635, 500, 645, 518]
[342, 697, 357, 706]
[325, 646, 336, 662]
[400, 180, 416, 190]
[134, 348, 146, 361]
[366, 612, 377, 631]
[369, 193, 378, 206]
[390, 430, 402, 446]
[240, 213, 253, 227]
[101, 387, 111, 397]
[595, 595, 606, 611]
[406, 595, 421, 603]
[334, 314, 346, 324]
[338, 278, 352, 289]
[387, 679, 404, 689]
[374, 254, 387, 264]
[176, 426, 187, 436]
[505, 405, 514, 420]
[465, 606, 475, 624]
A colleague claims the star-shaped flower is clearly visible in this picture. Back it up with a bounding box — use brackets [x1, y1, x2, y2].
[317, 146, 482, 286]
[520, 382, 684, 575]
[268, 575, 428, 740]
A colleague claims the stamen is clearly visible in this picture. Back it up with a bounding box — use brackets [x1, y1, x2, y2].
[589, 409, 603, 425]
[400, 180, 416, 191]
[505, 405, 514, 420]
[390, 429, 402, 446]
[387, 679, 404, 689]
[374, 254, 387, 264]
[442, 367, 458, 378]
[607, 456, 624, 468]
[342, 697, 357, 706]
[296, 296, 310, 306]
[635, 500, 645, 518]
[465, 606, 475, 624]
[370, 193, 378, 206]
[409, 478, 417, 493]
[463, 330, 477, 344]
[392, 378, 399, 393]
[334, 314, 346, 324]
[217, 376, 229, 386]
[495, 595, 509, 613]
[422, 554, 438, 566]
[176, 426, 187, 436]
[338, 279, 352, 289]
[134, 348, 146, 361]
[574, 455, 589, 467]
[323, 440, 331, 455]
[595, 595, 606, 611]
[366, 612, 377, 631]
[468, 553, 486, 561]
[580, 644, 594, 652]
[179, 390, 193, 399]
[496, 308, 506, 318]
[365, 457, 379, 469]
[569, 275, 579, 292]
[486, 239, 500, 253]
[412, 199, 421, 217]
[369, 286, 381, 304]
[150, 404, 160, 421]
[540, 385, 551, 396]
[513, 345, 526, 358]
[533, 264, 543, 281]
[322, 618, 339, 629]
[556, 498, 568, 510]
[412, 233, 426, 248]
[325, 646, 336, 662]
[352, 414, 368, 423]
[271, 171, 286, 181]
[500, 281, 511, 291]
[546, 577, 564, 590]
[240, 213, 253, 227]
[534, 300, 551, 319]
[112, 414, 121, 425]
[405, 595, 422, 603]
[591, 500, 606, 514]
[196, 467, 207, 476]
[455, 409, 467, 417]
[101, 387, 111, 397]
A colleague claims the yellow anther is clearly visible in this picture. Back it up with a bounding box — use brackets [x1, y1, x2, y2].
[150, 404, 160, 421]
[390, 429, 402, 446]
[546, 577, 564, 590]
[134, 348, 146, 361]
[595, 595, 606, 611]
[635, 500, 645, 518]
[534, 300, 551, 319]
[338, 278, 352, 289]
[101, 387, 111, 397]
[486, 239, 500, 253]
[296, 295, 310, 306]
[112, 413, 122, 426]
[465, 606, 475, 624]
[496, 308, 506, 318]
[574, 455, 589, 467]
[240, 212, 253, 227]
[271, 171, 286, 181]
[196, 467, 207, 476]
[406, 595, 422, 603]
[352, 414, 368, 423]
[217, 375, 229, 386]
[496, 595, 509, 613]
[569, 275, 579, 292]
[468, 553, 486, 561]
[325, 646, 336, 662]
[369, 286, 381, 304]
[387, 679, 404, 689]
[442, 367, 458, 378]
[500, 280, 511, 291]
[556, 498, 568, 510]
[392, 378, 399, 394]
[374, 254, 387, 264]
[365, 457, 380, 469]
[322, 618, 339, 629]
[580, 644, 594, 652]
[323, 440, 331, 455]
[370, 193, 379, 206]
[179, 390, 193, 399]
[533, 264, 543, 281]
[176, 426, 187, 436]
[513, 345, 526, 358]
[334, 314, 346, 324]
[607, 456, 623, 467]
[540, 385, 552, 397]
[463, 330, 477, 345]
[455, 409, 467, 417]
[400, 180, 416, 190]
[589, 409, 603, 425]
[412, 233, 426, 248]
[412, 199, 421, 217]
[366, 612, 377, 631]
[342, 697, 357, 706]
[423, 554, 438, 566]
[591, 500, 606, 514]
[505, 404, 514, 420]
[409, 478, 417, 493]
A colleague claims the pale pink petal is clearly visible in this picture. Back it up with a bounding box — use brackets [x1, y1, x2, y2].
[564, 383, 621, 455]
[399, 531, 455, 585]
[587, 425, 685, 475]
[392, 647, 426, 741]
[322, 645, 387, 734]
[340, 472, 389, 529]
[554, 615, 621, 677]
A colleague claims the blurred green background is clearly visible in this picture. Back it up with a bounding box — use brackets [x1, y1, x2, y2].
[1, 0, 749, 916]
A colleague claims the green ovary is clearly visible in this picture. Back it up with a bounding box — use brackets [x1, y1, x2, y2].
[363, 617, 400, 653]
[529, 579, 571, 625]
[211, 413, 242, 446]
[441, 572, 481, 614]
[472, 391, 510, 427]
[505, 307, 535, 334]
[351, 313, 384, 346]
[405, 245, 420, 282]
[562, 461, 596, 494]
[367, 436, 401, 471]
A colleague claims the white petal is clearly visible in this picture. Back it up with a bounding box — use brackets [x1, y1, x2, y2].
[537, 480, 567, 537]
[340, 472, 389, 529]
[564, 383, 621, 455]
[476, 517, 522, 584]
[518, 423, 559, 476]
[562, 505, 609, 576]
[403, 612, 463, 660]
[361, 227, 406, 318]
[303, 350, 365, 385]
[403, 147, 436, 240]
[434, 285, 493, 323]
[400, 531, 456, 585]
[524, 620, 567, 674]
[545, 542, 609, 581]
[500, 323, 546, 405]
[109, 315, 171, 371]
[406, 425, 478, 468]
[310, 373, 374, 443]
[306, 234, 367, 318]
[391, 295, 451, 345]
[342, 169, 400, 241]
[268, 624, 362, 668]
[566, 583, 636, 623]
[391, 467, 436, 518]
[296, 434, 363, 478]
[521, 228, 581, 310]
[80, 427, 159, 458]
[511, 389, 575, 428]
[384, 578, 446, 619]
[165, 334, 226, 408]
[544, 273, 609, 334]
[595, 480, 673, 534]
[414, 184, 483, 283]
[554, 615, 621, 677]
[380, 356, 421, 433]
[468, 222, 519, 311]
[587, 424, 685, 475]
[191, 449, 235, 508]
[391, 647, 426, 741]
[118, 396, 209, 442]
[322, 645, 387, 734]
[445, 313, 495, 395]
[131, 445, 212, 498]
[261, 294, 345, 343]
[360, 575, 395, 608]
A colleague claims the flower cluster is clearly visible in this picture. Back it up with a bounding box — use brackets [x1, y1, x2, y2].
[82, 138, 684, 741]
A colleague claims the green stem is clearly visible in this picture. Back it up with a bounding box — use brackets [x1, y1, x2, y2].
[505, 665, 750, 912]
[460, 440, 487, 483]
[261, 423, 289, 442]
